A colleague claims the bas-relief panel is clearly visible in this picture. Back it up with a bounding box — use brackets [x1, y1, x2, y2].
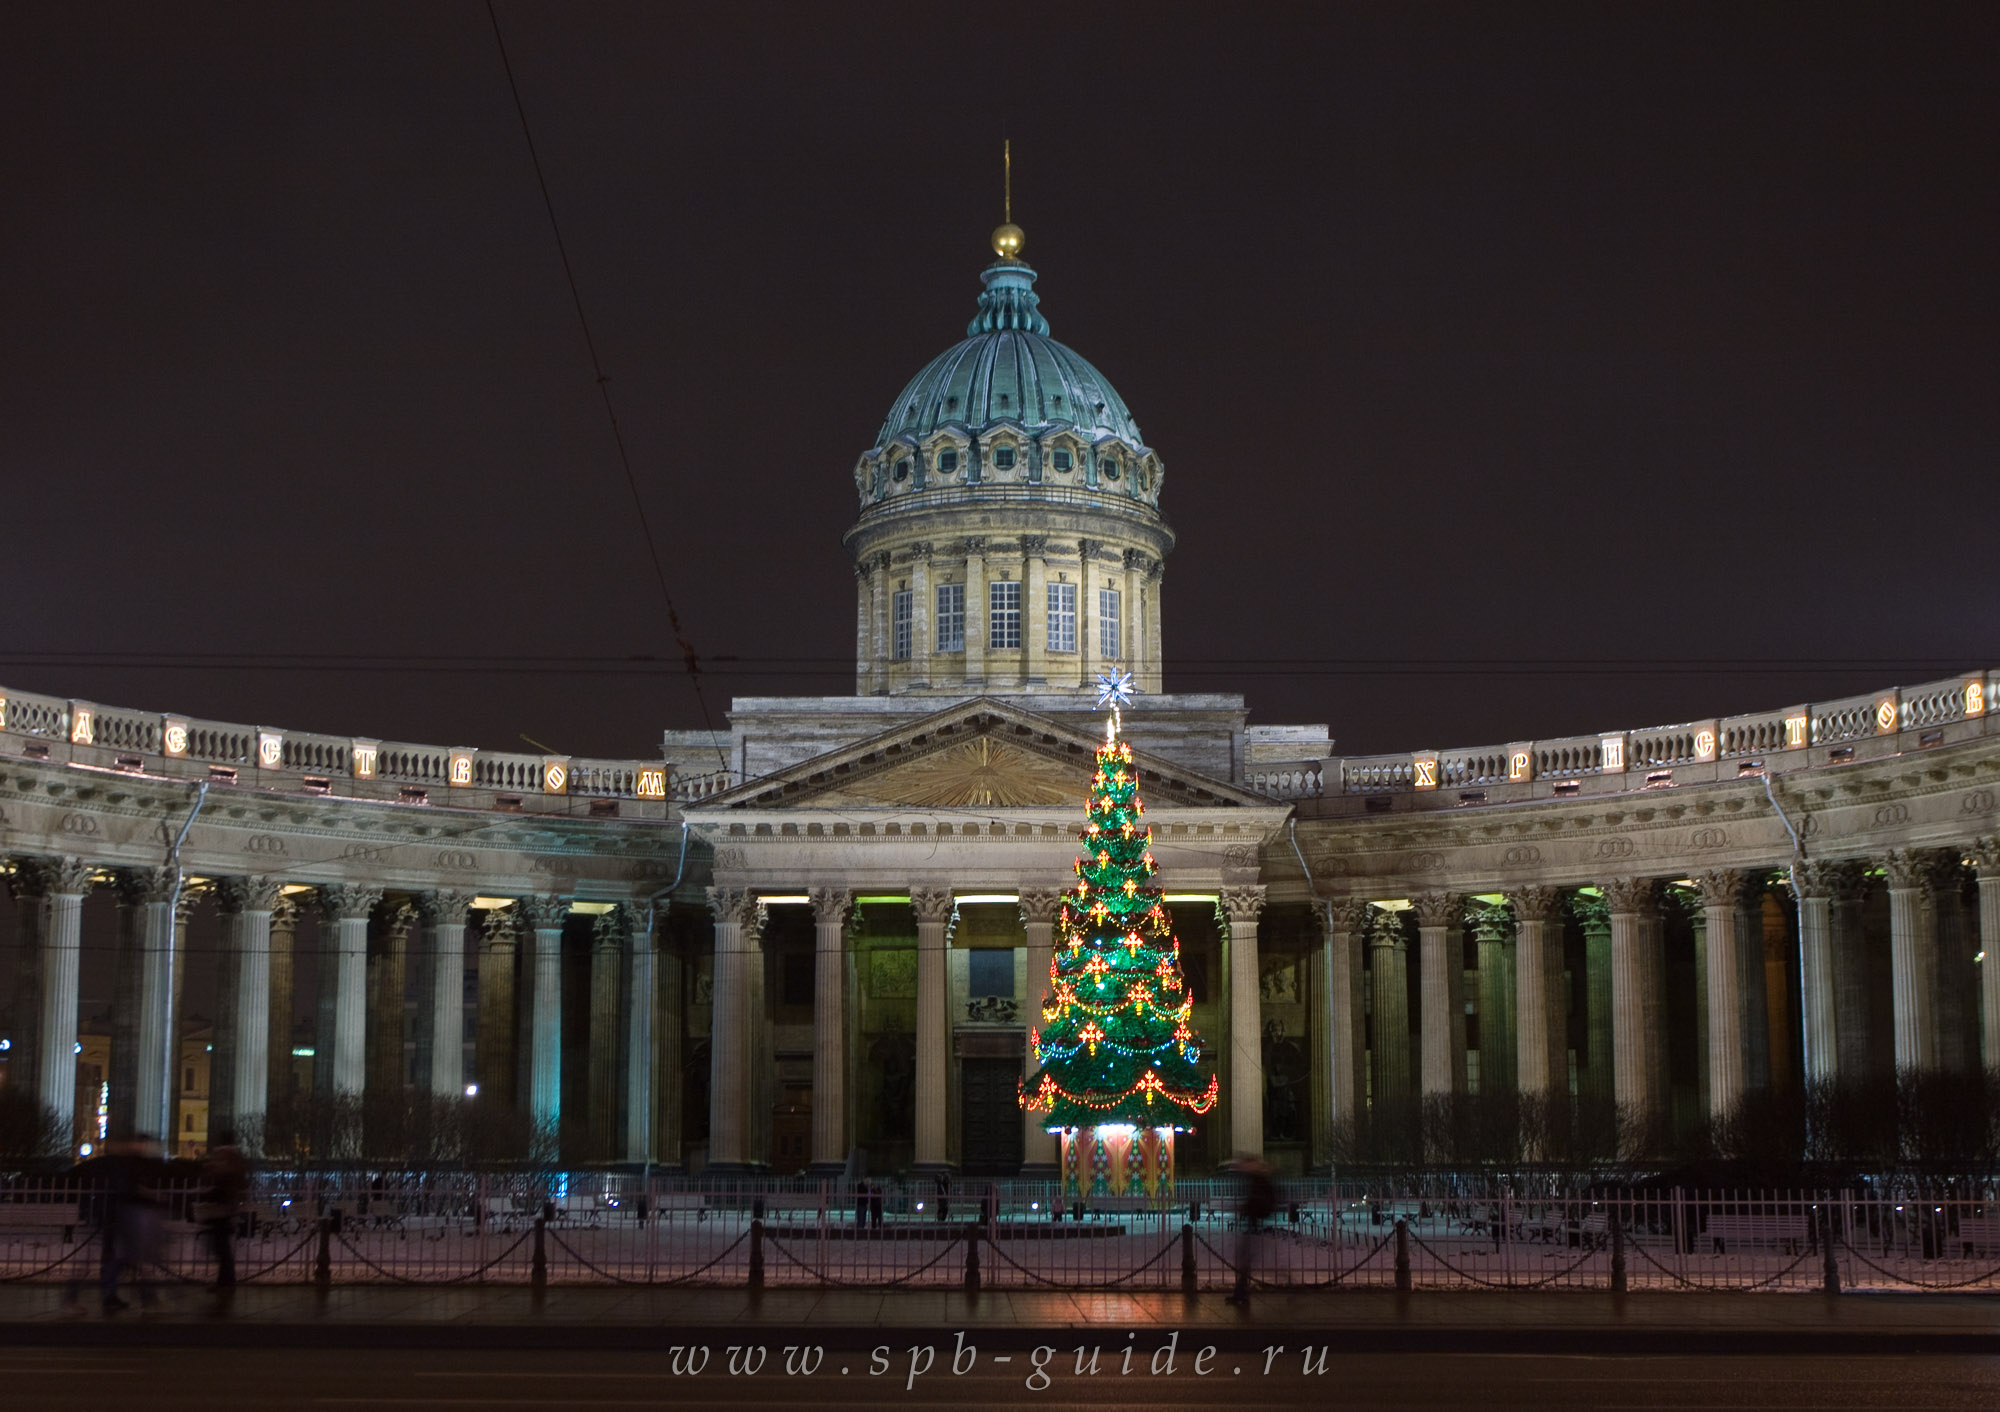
[688, 955, 714, 1038]
[809, 736, 1084, 808]
[870, 949, 917, 999]
[1258, 955, 1300, 1004]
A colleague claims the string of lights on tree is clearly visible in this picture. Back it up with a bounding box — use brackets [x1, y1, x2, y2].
[1021, 671, 1217, 1129]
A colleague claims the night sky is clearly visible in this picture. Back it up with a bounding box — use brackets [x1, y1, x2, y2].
[5, 3, 1995, 763]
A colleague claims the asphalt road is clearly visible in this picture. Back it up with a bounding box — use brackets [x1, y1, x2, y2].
[4, 1347, 1996, 1410]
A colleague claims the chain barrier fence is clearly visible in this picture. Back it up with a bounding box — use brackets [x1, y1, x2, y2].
[2, 1172, 1996, 1293]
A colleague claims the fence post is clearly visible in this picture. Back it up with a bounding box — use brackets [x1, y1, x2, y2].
[1394, 1218, 1411, 1292]
[1181, 1223, 1197, 1294]
[314, 1217, 331, 1289]
[1609, 1207, 1626, 1296]
[963, 1224, 981, 1292]
[1821, 1202, 1841, 1296]
[530, 1215, 547, 1293]
[749, 1216, 765, 1290]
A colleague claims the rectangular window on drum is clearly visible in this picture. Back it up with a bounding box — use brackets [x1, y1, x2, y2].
[892, 589, 913, 661]
[1099, 587, 1121, 659]
[1047, 581, 1076, 653]
[989, 580, 1021, 649]
[935, 583, 965, 652]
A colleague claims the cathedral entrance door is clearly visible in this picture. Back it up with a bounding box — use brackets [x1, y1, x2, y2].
[958, 1057, 1025, 1175]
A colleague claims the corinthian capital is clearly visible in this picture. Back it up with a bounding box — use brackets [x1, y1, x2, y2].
[1973, 837, 2000, 874]
[1881, 850, 1929, 892]
[1509, 884, 1561, 924]
[1017, 888, 1064, 926]
[418, 890, 476, 926]
[1694, 869, 1749, 908]
[1367, 906, 1406, 950]
[1323, 897, 1373, 936]
[1789, 860, 1839, 900]
[215, 876, 287, 914]
[110, 866, 177, 906]
[1219, 885, 1267, 924]
[318, 884, 384, 922]
[706, 886, 762, 928]
[21, 856, 95, 898]
[809, 887, 854, 926]
[1601, 876, 1657, 915]
[517, 894, 572, 931]
[909, 887, 956, 923]
[593, 906, 631, 950]
[1409, 891, 1461, 928]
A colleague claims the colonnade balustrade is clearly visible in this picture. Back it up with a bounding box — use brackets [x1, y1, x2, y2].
[1317, 838, 2000, 1159]
[0, 860, 666, 1165]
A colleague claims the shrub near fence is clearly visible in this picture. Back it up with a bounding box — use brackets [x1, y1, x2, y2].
[2, 1175, 1997, 1294]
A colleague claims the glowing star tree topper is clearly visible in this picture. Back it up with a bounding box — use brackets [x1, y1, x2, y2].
[1021, 683, 1214, 1198]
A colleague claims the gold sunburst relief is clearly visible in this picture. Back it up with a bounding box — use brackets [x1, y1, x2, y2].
[814, 736, 1083, 808]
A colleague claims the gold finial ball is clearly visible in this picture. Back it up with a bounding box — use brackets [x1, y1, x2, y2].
[991, 222, 1026, 259]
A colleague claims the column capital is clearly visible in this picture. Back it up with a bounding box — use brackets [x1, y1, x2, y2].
[1601, 876, 1657, 915]
[1465, 898, 1513, 942]
[1368, 906, 1406, 950]
[377, 900, 417, 942]
[1508, 884, 1562, 924]
[417, 889, 477, 926]
[1972, 836, 2000, 873]
[808, 887, 854, 926]
[1790, 860, 1841, 900]
[1882, 849, 1929, 892]
[1409, 890, 1461, 928]
[318, 883, 384, 922]
[111, 865, 178, 906]
[909, 886, 955, 923]
[175, 880, 210, 927]
[271, 894, 302, 929]
[1322, 897, 1373, 935]
[481, 905, 523, 947]
[215, 876, 287, 914]
[20, 856, 95, 898]
[1219, 884, 1267, 923]
[1694, 868, 1750, 908]
[1017, 887, 1065, 925]
[517, 894, 572, 931]
[593, 906, 631, 950]
[706, 886, 762, 928]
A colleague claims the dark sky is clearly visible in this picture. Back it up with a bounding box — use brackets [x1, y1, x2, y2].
[5, 2, 1995, 762]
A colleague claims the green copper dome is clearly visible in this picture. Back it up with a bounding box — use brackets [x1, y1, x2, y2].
[875, 260, 1146, 448]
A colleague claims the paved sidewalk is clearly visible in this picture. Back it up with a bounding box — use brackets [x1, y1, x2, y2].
[0, 1284, 1994, 1353]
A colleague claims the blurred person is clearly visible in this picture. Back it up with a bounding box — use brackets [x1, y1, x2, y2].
[199, 1130, 248, 1304]
[100, 1135, 169, 1313]
[1226, 1154, 1276, 1307]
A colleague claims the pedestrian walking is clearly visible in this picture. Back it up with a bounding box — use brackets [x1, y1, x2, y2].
[100, 1135, 169, 1314]
[199, 1131, 248, 1307]
[1226, 1154, 1276, 1306]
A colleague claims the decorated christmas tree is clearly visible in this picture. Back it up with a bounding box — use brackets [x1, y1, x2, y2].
[1022, 673, 1216, 1198]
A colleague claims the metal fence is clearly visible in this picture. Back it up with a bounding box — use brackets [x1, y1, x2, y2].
[3, 1175, 1997, 1294]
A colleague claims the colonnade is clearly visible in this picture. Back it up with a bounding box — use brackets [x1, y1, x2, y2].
[1317, 841, 2000, 1155]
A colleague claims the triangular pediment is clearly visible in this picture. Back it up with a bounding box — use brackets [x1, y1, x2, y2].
[695, 698, 1269, 811]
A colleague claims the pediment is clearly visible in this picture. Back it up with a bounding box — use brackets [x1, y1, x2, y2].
[695, 699, 1269, 811]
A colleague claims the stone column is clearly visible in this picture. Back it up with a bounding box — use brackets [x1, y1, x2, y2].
[1883, 850, 1938, 1072]
[119, 866, 181, 1143]
[267, 897, 300, 1106]
[1326, 900, 1370, 1140]
[807, 888, 854, 1174]
[1976, 839, 2000, 1073]
[705, 888, 761, 1169]
[519, 894, 570, 1143]
[651, 911, 685, 1169]
[1569, 893, 1613, 1111]
[1308, 907, 1334, 1164]
[1411, 892, 1461, 1100]
[1791, 862, 1839, 1084]
[910, 886, 955, 1174]
[1696, 870, 1749, 1120]
[214, 877, 283, 1149]
[418, 892, 472, 1096]
[1368, 907, 1411, 1105]
[1507, 887, 1560, 1100]
[366, 903, 413, 1108]
[963, 539, 988, 687]
[5, 865, 51, 1118]
[318, 886, 381, 1101]
[476, 906, 520, 1106]
[1018, 888, 1064, 1176]
[107, 878, 144, 1142]
[1930, 854, 1976, 1073]
[1221, 885, 1268, 1159]
[1603, 877, 1657, 1149]
[1828, 864, 1871, 1080]
[1736, 882, 1774, 1093]
[18, 859, 92, 1148]
[586, 909, 624, 1159]
[1468, 902, 1515, 1097]
[625, 903, 656, 1166]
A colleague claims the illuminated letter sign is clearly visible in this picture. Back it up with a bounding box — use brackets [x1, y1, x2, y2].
[1966, 680, 1985, 718]
[636, 768, 667, 799]
[163, 720, 189, 757]
[1600, 736, 1625, 772]
[1784, 714, 1808, 749]
[352, 742, 378, 779]
[542, 760, 569, 795]
[1508, 750, 1532, 783]
[1875, 697, 1898, 733]
[70, 709, 94, 746]
[449, 752, 474, 786]
[1411, 755, 1438, 790]
[1693, 729, 1716, 762]
[258, 732, 283, 768]
[0, 695, 7, 731]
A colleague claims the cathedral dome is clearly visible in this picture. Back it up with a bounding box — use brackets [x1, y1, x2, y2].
[875, 260, 1145, 448]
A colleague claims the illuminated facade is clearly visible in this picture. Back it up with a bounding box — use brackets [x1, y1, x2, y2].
[1, 230, 1997, 1175]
